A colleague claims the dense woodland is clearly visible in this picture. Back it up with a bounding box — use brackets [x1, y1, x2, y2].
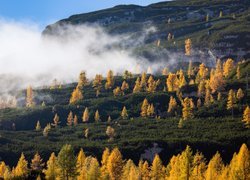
[0, 36, 250, 180]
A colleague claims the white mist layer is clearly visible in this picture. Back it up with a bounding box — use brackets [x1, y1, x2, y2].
[0, 20, 154, 93]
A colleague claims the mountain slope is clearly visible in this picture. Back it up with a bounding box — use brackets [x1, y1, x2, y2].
[43, 0, 250, 61]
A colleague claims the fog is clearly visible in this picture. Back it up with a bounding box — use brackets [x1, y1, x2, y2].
[0, 19, 161, 94]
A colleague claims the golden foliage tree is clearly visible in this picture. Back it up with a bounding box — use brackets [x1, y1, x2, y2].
[182, 97, 194, 120]
[93, 74, 103, 97]
[191, 152, 206, 180]
[185, 38, 192, 56]
[187, 61, 194, 78]
[95, 110, 100, 122]
[151, 154, 165, 180]
[53, 114, 60, 127]
[106, 126, 115, 141]
[31, 152, 44, 172]
[141, 98, 149, 117]
[121, 106, 128, 119]
[162, 67, 168, 76]
[166, 73, 179, 92]
[147, 104, 155, 117]
[209, 70, 225, 93]
[227, 89, 236, 117]
[101, 148, 110, 180]
[73, 115, 78, 126]
[223, 58, 234, 77]
[76, 148, 86, 175]
[105, 70, 114, 90]
[236, 88, 244, 101]
[78, 71, 88, 88]
[242, 106, 250, 128]
[133, 77, 142, 93]
[121, 81, 129, 95]
[69, 87, 83, 104]
[35, 121, 41, 131]
[26, 85, 35, 107]
[168, 96, 177, 114]
[0, 162, 7, 178]
[236, 65, 241, 79]
[113, 87, 122, 97]
[205, 152, 224, 180]
[43, 152, 59, 180]
[14, 153, 28, 178]
[140, 72, 147, 91]
[82, 107, 89, 123]
[67, 111, 73, 126]
[198, 80, 206, 97]
[196, 63, 208, 83]
[107, 148, 123, 180]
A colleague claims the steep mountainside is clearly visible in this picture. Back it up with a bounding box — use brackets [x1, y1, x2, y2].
[43, 0, 250, 61]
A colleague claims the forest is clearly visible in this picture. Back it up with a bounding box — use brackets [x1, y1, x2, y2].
[0, 38, 249, 179]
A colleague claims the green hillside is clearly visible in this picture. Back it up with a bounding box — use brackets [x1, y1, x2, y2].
[0, 60, 249, 166]
[43, 0, 250, 61]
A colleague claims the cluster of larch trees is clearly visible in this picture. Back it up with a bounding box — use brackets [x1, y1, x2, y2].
[0, 143, 249, 180]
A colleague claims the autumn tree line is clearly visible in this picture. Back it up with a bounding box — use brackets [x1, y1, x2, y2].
[27, 55, 250, 138]
[0, 143, 249, 180]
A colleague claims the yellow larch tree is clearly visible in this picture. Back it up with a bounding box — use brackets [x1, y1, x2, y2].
[242, 106, 250, 128]
[107, 148, 124, 180]
[185, 38, 192, 56]
[121, 106, 128, 119]
[197, 80, 206, 97]
[140, 72, 147, 91]
[77, 71, 88, 88]
[106, 126, 115, 141]
[141, 161, 150, 180]
[191, 152, 206, 180]
[168, 96, 177, 114]
[85, 157, 101, 180]
[14, 153, 28, 178]
[105, 70, 114, 90]
[53, 114, 60, 127]
[236, 88, 244, 101]
[217, 92, 222, 101]
[178, 146, 193, 180]
[209, 69, 225, 93]
[147, 75, 159, 93]
[141, 98, 149, 117]
[69, 87, 83, 104]
[26, 85, 35, 107]
[228, 143, 250, 180]
[121, 81, 129, 95]
[182, 97, 194, 120]
[35, 121, 41, 131]
[73, 115, 78, 126]
[215, 59, 223, 75]
[82, 107, 89, 122]
[187, 61, 194, 78]
[223, 58, 234, 77]
[147, 104, 155, 117]
[178, 69, 187, 88]
[133, 77, 141, 93]
[205, 152, 224, 180]
[92, 74, 103, 97]
[67, 111, 73, 126]
[236, 65, 241, 79]
[113, 87, 122, 97]
[227, 89, 236, 117]
[197, 98, 202, 108]
[76, 148, 86, 175]
[43, 152, 59, 180]
[196, 63, 208, 83]
[0, 162, 7, 178]
[101, 148, 110, 180]
[31, 152, 44, 172]
[95, 110, 100, 122]
[151, 154, 165, 180]
[166, 73, 179, 92]
[162, 67, 168, 76]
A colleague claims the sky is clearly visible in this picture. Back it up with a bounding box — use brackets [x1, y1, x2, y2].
[0, 0, 166, 29]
